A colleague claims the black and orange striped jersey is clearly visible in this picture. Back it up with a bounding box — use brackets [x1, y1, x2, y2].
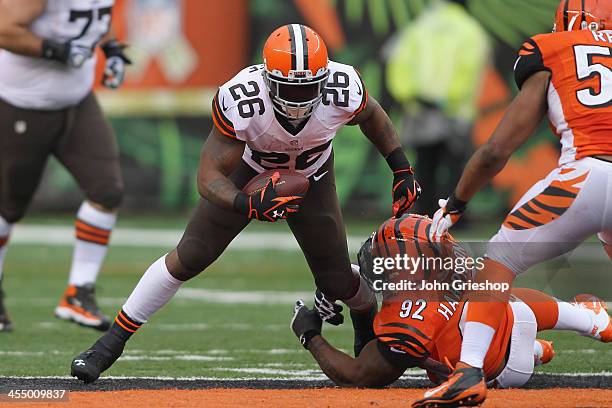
[514, 29, 612, 164]
[211, 61, 368, 178]
[375, 297, 515, 380]
[370, 215, 513, 378]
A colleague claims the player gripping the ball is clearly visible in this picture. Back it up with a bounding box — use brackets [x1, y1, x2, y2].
[70, 24, 421, 383]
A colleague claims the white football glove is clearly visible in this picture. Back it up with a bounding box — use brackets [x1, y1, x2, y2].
[429, 198, 465, 242]
[101, 40, 132, 89]
[103, 56, 127, 89]
[314, 289, 344, 326]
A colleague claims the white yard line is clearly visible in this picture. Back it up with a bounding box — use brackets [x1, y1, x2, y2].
[10, 225, 609, 263]
[9, 225, 365, 252]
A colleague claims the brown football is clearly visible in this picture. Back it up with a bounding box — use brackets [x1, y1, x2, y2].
[243, 169, 310, 197]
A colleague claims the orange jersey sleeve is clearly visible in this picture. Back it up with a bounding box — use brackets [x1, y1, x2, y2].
[515, 30, 612, 162]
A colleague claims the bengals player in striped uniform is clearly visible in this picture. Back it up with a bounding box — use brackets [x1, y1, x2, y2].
[70, 24, 421, 383]
[422, 0, 612, 406]
[291, 215, 608, 393]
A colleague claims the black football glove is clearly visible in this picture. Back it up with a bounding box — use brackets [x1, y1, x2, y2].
[314, 289, 344, 326]
[102, 40, 132, 89]
[290, 300, 322, 349]
[386, 148, 421, 217]
[42, 39, 92, 68]
[234, 172, 302, 222]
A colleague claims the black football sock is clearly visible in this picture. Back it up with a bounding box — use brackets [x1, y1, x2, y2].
[350, 303, 378, 357]
[109, 308, 142, 342]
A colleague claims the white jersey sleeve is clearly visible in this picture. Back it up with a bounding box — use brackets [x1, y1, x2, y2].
[212, 65, 270, 142]
[316, 60, 368, 129]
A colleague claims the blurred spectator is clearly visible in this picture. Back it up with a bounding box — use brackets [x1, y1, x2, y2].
[386, 0, 489, 217]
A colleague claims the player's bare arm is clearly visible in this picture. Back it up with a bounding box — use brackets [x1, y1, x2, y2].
[430, 70, 550, 240]
[308, 336, 404, 387]
[453, 70, 551, 203]
[349, 96, 421, 216]
[0, 0, 46, 56]
[197, 127, 246, 210]
[348, 96, 402, 157]
[291, 300, 404, 387]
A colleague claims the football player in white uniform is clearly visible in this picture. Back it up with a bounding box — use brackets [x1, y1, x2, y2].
[0, 0, 130, 332]
[70, 24, 421, 383]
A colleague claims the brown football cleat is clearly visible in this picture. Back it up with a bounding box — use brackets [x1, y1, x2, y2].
[412, 362, 487, 408]
[55, 284, 110, 331]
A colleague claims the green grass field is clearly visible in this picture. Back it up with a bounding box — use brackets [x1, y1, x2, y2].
[0, 217, 610, 380]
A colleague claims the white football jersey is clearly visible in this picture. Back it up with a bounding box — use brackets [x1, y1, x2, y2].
[212, 61, 368, 177]
[0, 0, 114, 110]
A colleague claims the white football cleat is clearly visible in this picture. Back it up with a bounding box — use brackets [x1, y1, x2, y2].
[573, 294, 612, 343]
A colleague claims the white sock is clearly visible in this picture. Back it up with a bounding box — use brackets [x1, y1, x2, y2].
[554, 301, 593, 334]
[68, 202, 117, 286]
[460, 321, 495, 369]
[343, 265, 376, 312]
[0, 216, 13, 281]
[123, 255, 183, 323]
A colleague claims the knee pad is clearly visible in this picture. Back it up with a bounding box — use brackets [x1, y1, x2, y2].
[87, 181, 124, 210]
[176, 237, 217, 276]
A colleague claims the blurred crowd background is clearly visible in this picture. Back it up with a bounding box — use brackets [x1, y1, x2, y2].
[32, 0, 560, 221]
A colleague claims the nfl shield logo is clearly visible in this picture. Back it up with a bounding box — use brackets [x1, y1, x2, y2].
[290, 140, 299, 146]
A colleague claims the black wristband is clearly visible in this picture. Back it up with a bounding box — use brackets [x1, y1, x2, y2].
[300, 330, 321, 349]
[41, 39, 69, 63]
[446, 193, 468, 214]
[233, 192, 250, 215]
[385, 147, 411, 172]
[102, 40, 131, 63]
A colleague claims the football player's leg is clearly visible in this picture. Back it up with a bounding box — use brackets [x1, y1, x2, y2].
[287, 157, 376, 356]
[461, 163, 606, 369]
[71, 162, 255, 383]
[417, 163, 610, 406]
[490, 301, 538, 389]
[0, 98, 62, 331]
[512, 288, 592, 334]
[54, 93, 124, 330]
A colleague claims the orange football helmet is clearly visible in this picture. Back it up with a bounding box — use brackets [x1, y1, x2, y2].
[554, 0, 612, 32]
[262, 24, 329, 120]
[357, 214, 470, 295]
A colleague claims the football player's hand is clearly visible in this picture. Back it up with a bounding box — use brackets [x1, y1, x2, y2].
[102, 40, 132, 89]
[430, 196, 467, 241]
[237, 173, 302, 222]
[392, 167, 421, 217]
[42, 40, 93, 68]
[314, 289, 344, 326]
[291, 300, 322, 349]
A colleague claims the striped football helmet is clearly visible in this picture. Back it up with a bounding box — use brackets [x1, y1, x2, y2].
[554, 0, 612, 32]
[262, 24, 329, 120]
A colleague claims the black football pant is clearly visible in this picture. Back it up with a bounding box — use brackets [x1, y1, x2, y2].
[175, 154, 357, 300]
